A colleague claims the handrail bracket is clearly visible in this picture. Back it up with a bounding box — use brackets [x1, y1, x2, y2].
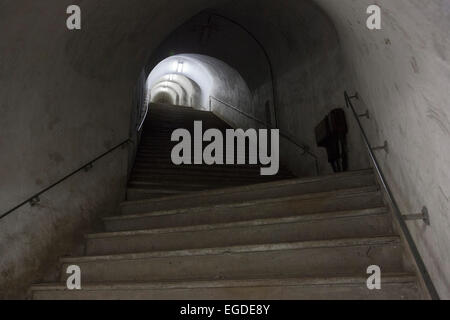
[372, 140, 389, 153]
[84, 163, 94, 172]
[403, 206, 431, 226]
[29, 196, 40, 207]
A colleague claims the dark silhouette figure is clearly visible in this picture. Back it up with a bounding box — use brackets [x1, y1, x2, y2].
[315, 108, 349, 173]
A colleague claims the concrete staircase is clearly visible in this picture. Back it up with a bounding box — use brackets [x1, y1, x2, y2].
[31, 104, 422, 300]
[127, 104, 293, 201]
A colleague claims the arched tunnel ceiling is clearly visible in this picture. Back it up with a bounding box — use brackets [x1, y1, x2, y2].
[146, 54, 252, 110]
[152, 91, 176, 105]
[151, 78, 192, 106]
[145, 11, 272, 91]
[149, 73, 203, 107]
[152, 81, 183, 102]
[0, 0, 449, 298]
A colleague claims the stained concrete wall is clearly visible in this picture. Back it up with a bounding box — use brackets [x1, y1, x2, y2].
[211, 0, 371, 177]
[0, 149, 129, 299]
[0, 0, 449, 298]
[314, 0, 450, 298]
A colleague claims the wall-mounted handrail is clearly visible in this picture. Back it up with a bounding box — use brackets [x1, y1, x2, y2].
[137, 103, 149, 132]
[0, 138, 132, 221]
[209, 96, 319, 175]
[344, 91, 439, 300]
[209, 96, 266, 126]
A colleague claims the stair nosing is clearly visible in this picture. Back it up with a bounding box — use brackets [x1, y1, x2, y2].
[127, 188, 184, 194]
[128, 181, 209, 188]
[109, 186, 380, 221]
[120, 169, 374, 208]
[61, 236, 400, 263]
[31, 273, 416, 292]
[89, 207, 388, 239]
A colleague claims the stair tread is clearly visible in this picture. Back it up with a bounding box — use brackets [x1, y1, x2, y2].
[62, 236, 400, 263]
[121, 169, 374, 207]
[127, 188, 185, 194]
[89, 207, 388, 239]
[31, 273, 416, 291]
[128, 181, 211, 187]
[111, 186, 380, 221]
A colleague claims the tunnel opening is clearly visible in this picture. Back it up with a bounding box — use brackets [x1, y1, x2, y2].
[144, 54, 253, 112]
[152, 90, 176, 105]
[135, 6, 361, 179]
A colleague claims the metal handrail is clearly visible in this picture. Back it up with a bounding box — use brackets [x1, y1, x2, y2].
[137, 103, 149, 132]
[344, 91, 439, 299]
[209, 96, 319, 175]
[0, 138, 132, 220]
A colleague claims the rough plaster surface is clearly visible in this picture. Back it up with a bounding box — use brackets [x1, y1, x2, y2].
[0, 150, 129, 299]
[0, 0, 449, 298]
[315, 0, 450, 297]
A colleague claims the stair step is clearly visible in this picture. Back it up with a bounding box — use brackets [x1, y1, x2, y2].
[126, 189, 185, 201]
[109, 187, 382, 232]
[131, 166, 281, 174]
[60, 237, 403, 283]
[32, 274, 419, 300]
[128, 180, 209, 188]
[127, 180, 249, 191]
[87, 207, 392, 255]
[131, 169, 292, 180]
[135, 151, 265, 158]
[130, 174, 281, 185]
[131, 171, 291, 181]
[132, 163, 273, 173]
[133, 161, 289, 171]
[120, 170, 375, 215]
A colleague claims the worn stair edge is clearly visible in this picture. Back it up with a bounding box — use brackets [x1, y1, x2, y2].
[128, 181, 212, 188]
[31, 273, 417, 292]
[89, 207, 388, 240]
[120, 169, 374, 208]
[131, 169, 292, 178]
[130, 174, 285, 181]
[127, 188, 184, 195]
[62, 236, 400, 263]
[109, 186, 380, 221]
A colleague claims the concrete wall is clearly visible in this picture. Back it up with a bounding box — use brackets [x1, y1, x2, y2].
[210, 0, 371, 177]
[315, 0, 450, 298]
[0, 149, 129, 299]
[1, 0, 449, 298]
